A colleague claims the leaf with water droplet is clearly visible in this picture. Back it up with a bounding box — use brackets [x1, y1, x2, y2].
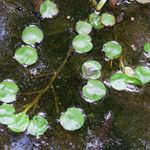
[60, 107, 84, 131]
[0, 80, 19, 103]
[89, 13, 104, 30]
[102, 41, 122, 60]
[40, 0, 59, 19]
[101, 13, 116, 27]
[14, 45, 38, 66]
[22, 25, 43, 45]
[82, 80, 106, 102]
[8, 112, 29, 132]
[75, 21, 92, 34]
[134, 66, 150, 84]
[72, 34, 93, 53]
[82, 60, 102, 79]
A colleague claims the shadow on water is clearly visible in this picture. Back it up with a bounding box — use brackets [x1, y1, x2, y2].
[0, 0, 150, 149]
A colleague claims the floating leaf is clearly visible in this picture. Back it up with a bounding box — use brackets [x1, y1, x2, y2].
[22, 25, 43, 45]
[124, 67, 134, 77]
[0, 80, 19, 103]
[60, 107, 84, 131]
[110, 72, 142, 91]
[27, 115, 48, 137]
[40, 0, 59, 18]
[134, 66, 150, 84]
[89, 13, 104, 30]
[101, 13, 116, 27]
[144, 43, 150, 53]
[82, 60, 102, 79]
[14, 45, 38, 66]
[75, 21, 92, 34]
[102, 41, 122, 60]
[82, 80, 106, 102]
[0, 104, 15, 125]
[8, 112, 29, 132]
[72, 34, 93, 53]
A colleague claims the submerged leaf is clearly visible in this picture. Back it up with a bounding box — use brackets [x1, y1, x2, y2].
[102, 41, 122, 60]
[27, 115, 48, 137]
[82, 80, 106, 102]
[14, 45, 38, 66]
[40, 0, 59, 18]
[8, 112, 29, 132]
[82, 60, 102, 79]
[75, 21, 92, 34]
[89, 13, 104, 30]
[60, 107, 84, 131]
[72, 34, 93, 53]
[22, 25, 43, 45]
[0, 80, 19, 103]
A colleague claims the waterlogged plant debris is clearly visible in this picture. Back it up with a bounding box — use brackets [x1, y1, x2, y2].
[22, 25, 43, 45]
[0, 80, 19, 103]
[0, 104, 15, 125]
[134, 66, 150, 84]
[76, 21, 92, 34]
[8, 112, 29, 132]
[82, 60, 102, 79]
[89, 13, 104, 30]
[27, 115, 48, 137]
[102, 41, 122, 60]
[72, 34, 93, 53]
[14, 45, 38, 66]
[60, 107, 84, 131]
[82, 80, 106, 102]
[101, 13, 116, 27]
[40, 0, 58, 18]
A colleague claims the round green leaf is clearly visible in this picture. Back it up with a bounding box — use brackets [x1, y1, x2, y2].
[75, 21, 92, 34]
[60, 107, 84, 131]
[82, 60, 102, 79]
[0, 104, 15, 114]
[40, 0, 59, 18]
[101, 13, 116, 27]
[14, 45, 38, 66]
[27, 115, 48, 137]
[102, 41, 122, 60]
[134, 66, 150, 84]
[22, 25, 43, 45]
[82, 80, 106, 102]
[89, 13, 104, 30]
[144, 43, 150, 53]
[8, 112, 29, 132]
[0, 80, 19, 103]
[72, 34, 93, 53]
[0, 104, 15, 125]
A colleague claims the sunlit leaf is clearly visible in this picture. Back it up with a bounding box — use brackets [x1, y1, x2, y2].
[82, 60, 102, 79]
[144, 43, 150, 53]
[0, 104, 15, 125]
[14, 45, 38, 66]
[101, 13, 116, 27]
[27, 115, 48, 137]
[72, 34, 93, 53]
[60, 107, 84, 131]
[89, 13, 104, 30]
[102, 41, 122, 60]
[82, 80, 106, 102]
[8, 112, 29, 132]
[22, 25, 43, 45]
[0, 80, 19, 103]
[75, 21, 92, 34]
[134, 66, 150, 84]
[40, 0, 59, 18]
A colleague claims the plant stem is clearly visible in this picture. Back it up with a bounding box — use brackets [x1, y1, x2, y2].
[23, 47, 73, 113]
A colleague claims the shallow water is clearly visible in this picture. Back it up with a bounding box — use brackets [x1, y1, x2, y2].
[0, 0, 150, 149]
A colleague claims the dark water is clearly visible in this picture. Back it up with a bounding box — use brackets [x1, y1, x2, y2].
[0, 0, 150, 149]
